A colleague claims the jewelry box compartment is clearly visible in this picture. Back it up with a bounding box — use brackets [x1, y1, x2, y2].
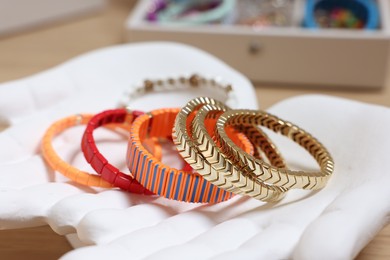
[125, 0, 390, 89]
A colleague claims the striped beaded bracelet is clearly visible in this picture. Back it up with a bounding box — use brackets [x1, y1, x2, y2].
[127, 107, 254, 203]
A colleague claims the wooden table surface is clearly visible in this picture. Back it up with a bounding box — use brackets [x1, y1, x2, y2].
[0, 0, 389, 259]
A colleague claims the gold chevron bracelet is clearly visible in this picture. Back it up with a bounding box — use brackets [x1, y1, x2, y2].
[173, 97, 287, 202]
[216, 109, 334, 191]
[191, 103, 289, 201]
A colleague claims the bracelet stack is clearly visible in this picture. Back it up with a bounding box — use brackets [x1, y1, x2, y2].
[41, 74, 334, 203]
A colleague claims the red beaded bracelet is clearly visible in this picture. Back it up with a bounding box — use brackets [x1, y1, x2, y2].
[81, 108, 157, 194]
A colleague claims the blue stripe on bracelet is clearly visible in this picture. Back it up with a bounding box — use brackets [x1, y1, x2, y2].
[158, 168, 166, 195]
[150, 163, 159, 191]
[198, 180, 207, 202]
[166, 171, 174, 198]
[182, 174, 191, 201]
[191, 177, 199, 202]
[174, 174, 182, 200]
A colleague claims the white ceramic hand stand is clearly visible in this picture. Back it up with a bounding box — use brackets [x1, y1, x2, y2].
[0, 42, 389, 260]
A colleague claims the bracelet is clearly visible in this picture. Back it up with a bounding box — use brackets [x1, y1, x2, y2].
[216, 109, 334, 194]
[173, 97, 286, 202]
[192, 103, 288, 202]
[42, 112, 162, 191]
[128, 107, 253, 203]
[41, 114, 113, 187]
[119, 74, 236, 108]
[81, 108, 156, 194]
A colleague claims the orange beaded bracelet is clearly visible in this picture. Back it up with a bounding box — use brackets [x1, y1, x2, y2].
[41, 114, 113, 187]
[41, 113, 162, 189]
[127, 108, 254, 203]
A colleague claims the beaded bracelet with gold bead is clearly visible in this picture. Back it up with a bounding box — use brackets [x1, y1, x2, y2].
[119, 74, 236, 108]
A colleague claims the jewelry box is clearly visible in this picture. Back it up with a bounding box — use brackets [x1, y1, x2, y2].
[124, 0, 390, 89]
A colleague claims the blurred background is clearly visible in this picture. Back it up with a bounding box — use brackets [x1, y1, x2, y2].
[0, 0, 389, 259]
[1, 0, 390, 108]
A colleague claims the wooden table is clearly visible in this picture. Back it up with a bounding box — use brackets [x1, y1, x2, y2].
[0, 0, 389, 259]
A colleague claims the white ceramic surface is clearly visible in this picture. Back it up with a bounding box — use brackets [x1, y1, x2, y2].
[0, 42, 389, 260]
